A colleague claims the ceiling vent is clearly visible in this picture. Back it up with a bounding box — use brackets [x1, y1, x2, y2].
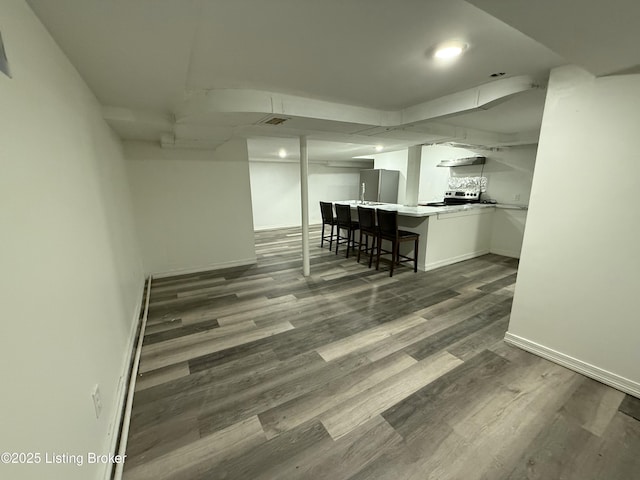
[258, 115, 291, 126]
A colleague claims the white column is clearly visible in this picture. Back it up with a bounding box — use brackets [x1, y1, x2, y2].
[299, 136, 310, 276]
[405, 145, 422, 206]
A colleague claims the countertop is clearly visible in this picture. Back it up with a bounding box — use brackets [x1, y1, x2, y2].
[494, 204, 528, 210]
[336, 200, 527, 218]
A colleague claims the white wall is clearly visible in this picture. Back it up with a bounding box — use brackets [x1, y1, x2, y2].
[418, 145, 475, 203]
[249, 161, 361, 229]
[374, 145, 536, 206]
[480, 145, 537, 205]
[421, 144, 537, 205]
[0, 2, 144, 479]
[507, 65, 640, 396]
[126, 140, 256, 275]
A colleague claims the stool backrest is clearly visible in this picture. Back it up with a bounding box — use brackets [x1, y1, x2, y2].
[376, 209, 398, 235]
[320, 201, 334, 223]
[335, 204, 352, 227]
[357, 206, 376, 230]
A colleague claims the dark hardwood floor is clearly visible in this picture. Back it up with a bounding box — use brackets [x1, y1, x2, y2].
[123, 226, 640, 480]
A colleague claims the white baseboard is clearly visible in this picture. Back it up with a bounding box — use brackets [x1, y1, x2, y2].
[111, 274, 153, 480]
[254, 223, 323, 231]
[489, 247, 521, 259]
[423, 249, 490, 271]
[152, 257, 257, 279]
[102, 277, 147, 480]
[504, 332, 640, 398]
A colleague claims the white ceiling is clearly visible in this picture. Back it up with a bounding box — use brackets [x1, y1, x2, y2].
[247, 137, 379, 164]
[25, 0, 563, 111]
[466, 0, 640, 76]
[25, 0, 640, 159]
[440, 88, 547, 135]
[184, 0, 561, 110]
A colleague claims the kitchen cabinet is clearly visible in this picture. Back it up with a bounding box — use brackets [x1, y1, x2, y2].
[490, 207, 528, 258]
[421, 208, 494, 270]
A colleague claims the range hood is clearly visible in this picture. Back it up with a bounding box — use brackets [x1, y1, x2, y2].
[437, 156, 486, 167]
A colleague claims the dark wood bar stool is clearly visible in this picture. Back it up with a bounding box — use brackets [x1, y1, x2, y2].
[375, 209, 420, 277]
[334, 204, 359, 258]
[319, 201, 337, 249]
[356, 206, 377, 268]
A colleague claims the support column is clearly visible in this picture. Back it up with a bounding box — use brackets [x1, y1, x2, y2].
[299, 136, 310, 276]
[405, 145, 422, 206]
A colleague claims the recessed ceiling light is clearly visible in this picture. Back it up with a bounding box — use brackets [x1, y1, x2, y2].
[434, 41, 468, 60]
[375, 145, 384, 152]
[278, 148, 287, 158]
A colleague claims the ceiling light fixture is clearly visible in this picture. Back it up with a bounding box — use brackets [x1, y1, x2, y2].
[278, 148, 287, 158]
[375, 145, 384, 152]
[434, 41, 467, 60]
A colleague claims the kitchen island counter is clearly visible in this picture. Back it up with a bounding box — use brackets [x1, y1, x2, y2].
[336, 200, 496, 217]
[333, 200, 503, 271]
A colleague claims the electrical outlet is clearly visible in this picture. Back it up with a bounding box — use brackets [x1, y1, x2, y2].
[514, 194, 521, 202]
[92, 384, 102, 419]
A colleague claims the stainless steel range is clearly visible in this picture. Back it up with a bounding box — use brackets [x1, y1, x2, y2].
[422, 189, 481, 207]
[444, 189, 481, 204]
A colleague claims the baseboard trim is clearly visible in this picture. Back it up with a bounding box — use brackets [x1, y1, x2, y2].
[504, 332, 640, 398]
[423, 249, 490, 271]
[102, 277, 147, 480]
[152, 257, 257, 278]
[489, 247, 521, 259]
[254, 223, 322, 231]
[110, 276, 153, 480]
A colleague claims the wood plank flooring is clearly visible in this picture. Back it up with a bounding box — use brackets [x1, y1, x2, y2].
[123, 226, 640, 479]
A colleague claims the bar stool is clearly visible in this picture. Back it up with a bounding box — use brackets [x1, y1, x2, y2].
[375, 209, 420, 277]
[334, 204, 359, 258]
[356, 206, 377, 268]
[319, 201, 337, 249]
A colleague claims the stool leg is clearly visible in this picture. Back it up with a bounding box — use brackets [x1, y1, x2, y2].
[351, 228, 356, 257]
[357, 230, 363, 263]
[329, 223, 334, 250]
[368, 234, 375, 269]
[375, 236, 382, 271]
[390, 240, 397, 277]
[345, 228, 350, 258]
[321, 223, 325, 248]
[414, 237, 419, 272]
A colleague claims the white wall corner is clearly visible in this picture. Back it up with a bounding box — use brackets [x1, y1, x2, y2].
[488, 247, 521, 258]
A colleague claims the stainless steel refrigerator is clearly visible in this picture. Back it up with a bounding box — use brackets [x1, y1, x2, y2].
[359, 169, 400, 203]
